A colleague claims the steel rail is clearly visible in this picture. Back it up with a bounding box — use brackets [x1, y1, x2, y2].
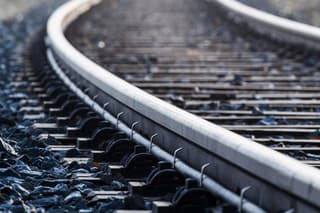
[47, 48, 264, 213]
[213, 0, 320, 49]
[46, 0, 320, 211]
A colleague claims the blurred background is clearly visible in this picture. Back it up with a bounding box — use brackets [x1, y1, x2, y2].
[0, 0, 43, 20]
[241, 0, 320, 26]
[1, 0, 320, 26]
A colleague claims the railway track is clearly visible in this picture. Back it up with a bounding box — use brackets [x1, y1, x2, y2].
[65, 0, 320, 166]
[22, 32, 224, 212]
[65, 0, 320, 169]
[3, 0, 320, 212]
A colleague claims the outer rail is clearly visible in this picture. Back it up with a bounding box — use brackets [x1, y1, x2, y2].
[213, 0, 320, 49]
[47, 0, 320, 212]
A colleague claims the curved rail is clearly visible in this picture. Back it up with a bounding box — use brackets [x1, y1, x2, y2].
[46, 0, 320, 211]
[213, 0, 320, 49]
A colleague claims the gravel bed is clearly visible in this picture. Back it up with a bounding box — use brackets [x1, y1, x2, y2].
[0, 1, 127, 212]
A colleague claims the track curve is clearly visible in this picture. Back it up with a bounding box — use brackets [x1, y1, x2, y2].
[46, 0, 320, 212]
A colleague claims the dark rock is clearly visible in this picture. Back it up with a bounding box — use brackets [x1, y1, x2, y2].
[252, 106, 263, 115]
[0, 168, 21, 178]
[70, 183, 88, 193]
[0, 137, 17, 155]
[257, 116, 277, 125]
[48, 167, 67, 178]
[64, 191, 82, 203]
[12, 183, 30, 197]
[27, 195, 62, 207]
[49, 184, 68, 195]
[19, 169, 42, 177]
